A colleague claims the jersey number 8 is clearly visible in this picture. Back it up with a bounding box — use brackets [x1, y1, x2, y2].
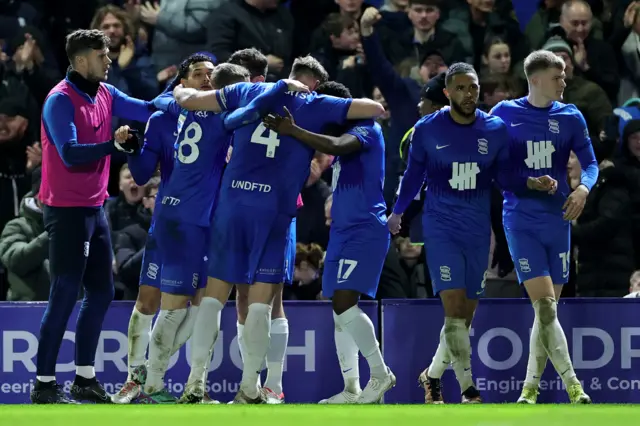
[177, 122, 202, 164]
[251, 122, 281, 158]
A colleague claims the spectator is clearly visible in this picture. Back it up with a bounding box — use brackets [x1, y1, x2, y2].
[614, 119, 640, 268]
[573, 156, 634, 298]
[558, 0, 619, 102]
[284, 243, 324, 300]
[141, 0, 220, 75]
[206, 0, 294, 80]
[478, 74, 519, 112]
[390, 236, 430, 298]
[0, 167, 49, 301]
[624, 270, 640, 297]
[379, 0, 412, 34]
[479, 35, 525, 95]
[526, 0, 567, 51]
[297, 156, 332, 250]
[90, 5, 158, 102]
[385, 0, 466, 66]
[113, 176, 158, 300]
[442, 0, 529, 71]
[311, 14, 373, 97]
[544, 36, 613, 159]
[0, 97, 34, 234]
[8, 28, 61, 107]
[609, 1, 640, 103]
[105, 164, 150, 243]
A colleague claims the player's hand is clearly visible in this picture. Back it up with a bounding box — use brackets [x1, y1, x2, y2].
[282, 79, 309, 93]
[114, 126, 141, 154]
[263, 106, 295, 135]
[563, 185, 589, 221]
[527, 175, 557, 194]
[387, 213, 402, 235]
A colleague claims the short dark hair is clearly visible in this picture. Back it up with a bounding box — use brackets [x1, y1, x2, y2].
[322, 13, 356, 38]
[524, 50, 565, 78]
[291, 55, 329, 84]
[316, 81, 352, 99]
[228, 48, 268, 80]
[212, 63, 250, 89]
[167, 53, 215, 90]
[65, 29, 110, 63]
[444, 62, 477, 86]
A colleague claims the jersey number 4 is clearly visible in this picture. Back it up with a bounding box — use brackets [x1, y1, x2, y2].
[251, 123, 280, 158]
[177, 122, 202, 164]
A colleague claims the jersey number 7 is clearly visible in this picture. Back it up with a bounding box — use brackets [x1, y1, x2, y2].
[251, 123, 281, 158]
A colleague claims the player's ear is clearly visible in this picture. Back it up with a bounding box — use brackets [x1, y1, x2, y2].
[443, 88, 450, 100]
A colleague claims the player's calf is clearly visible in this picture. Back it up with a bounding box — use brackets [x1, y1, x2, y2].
[524, 277, 584, 400]
[145, 293, 190, 394]
[238, 282, 280, 399]
[184, 277, 232, 398]
[330, 291, 395, 404]
[114, 285, 161, 403]
[440, 289, 480, 402]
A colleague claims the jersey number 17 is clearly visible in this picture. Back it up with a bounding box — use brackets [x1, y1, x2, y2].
[251, 123, 280, 158]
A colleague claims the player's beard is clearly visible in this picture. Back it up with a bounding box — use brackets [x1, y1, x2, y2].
[450, 98, 476, 119]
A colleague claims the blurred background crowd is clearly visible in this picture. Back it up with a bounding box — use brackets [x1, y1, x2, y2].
[1, 0, 639, 303]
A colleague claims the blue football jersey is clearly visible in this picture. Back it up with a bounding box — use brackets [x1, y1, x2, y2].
[394, 107, 511, 240]
[331, 120, 387, 229]
[216, 84, 353, 216]
[491, 98, 598, 230]
[156, 109, 232, 227]
[142, 110, 179, 196]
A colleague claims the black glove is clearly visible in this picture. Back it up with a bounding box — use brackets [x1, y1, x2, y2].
[114, 129, 141, 154]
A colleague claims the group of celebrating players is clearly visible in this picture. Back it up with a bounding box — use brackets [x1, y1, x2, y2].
[35, 27, 598, 405]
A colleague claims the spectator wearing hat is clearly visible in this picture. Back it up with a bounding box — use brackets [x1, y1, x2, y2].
[0, 166, 50, 301]
[0, 97, 34, 234]
[543, 35, 612, 160]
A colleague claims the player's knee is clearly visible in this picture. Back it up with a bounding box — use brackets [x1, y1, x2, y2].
[332, 290, 359, 315]
[136, 287, 161, 315]
[534, 297, 557, 326]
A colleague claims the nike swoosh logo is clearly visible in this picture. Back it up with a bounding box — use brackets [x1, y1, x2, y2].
[337, 279, 347, 284]
[342, 368, 352, 373]
[511, 123, 523, 127]
[436, 145, 449, 150]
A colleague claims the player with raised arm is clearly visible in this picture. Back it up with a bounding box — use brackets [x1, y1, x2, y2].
[387, 63, 553, 404]
[263, 81, 395, 404]
[490, 49, 596, 404]
[138, 63, 257, 404]
[226, 48, 295, 403]
[111, 53, 218, 404]
[174, 56, 385, 404]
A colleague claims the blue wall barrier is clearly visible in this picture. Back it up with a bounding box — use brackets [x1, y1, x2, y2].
[1, 299, 638, 403]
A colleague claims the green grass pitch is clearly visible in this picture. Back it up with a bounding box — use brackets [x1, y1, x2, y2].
[1, 405, 639, 426]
